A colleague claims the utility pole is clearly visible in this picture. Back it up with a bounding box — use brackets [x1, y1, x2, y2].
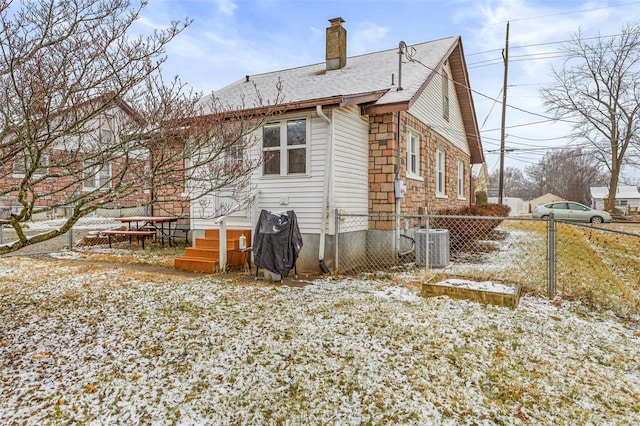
[498, 21, 510, 204]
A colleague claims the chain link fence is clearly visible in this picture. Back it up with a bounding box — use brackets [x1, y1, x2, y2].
[336, 211, 640, 315]
[0, 206, 147, 255]
[335, 212, 548, 292]
[554, 220, 640, 316]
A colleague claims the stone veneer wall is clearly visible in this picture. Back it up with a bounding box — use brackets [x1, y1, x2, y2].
[368, 111, 473, 230]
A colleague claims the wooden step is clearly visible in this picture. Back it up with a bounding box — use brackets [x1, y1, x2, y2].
[194, 238, 220, 249]
[174, 228, 252, 274]
[203, 229, 251, 241]
[174, 257, 218, 273]
[185, 247, 219, 260]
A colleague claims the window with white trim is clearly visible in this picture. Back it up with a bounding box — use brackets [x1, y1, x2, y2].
[436, 148, 446, 196]
[225, 139, 244, 168]
[100, 115, 115, 144]
[442, 70, 450, 121]
[263, 118, 307, 176]
[406, 129, 420, 179]
[13, 154, 49, 177]
[457, 159, 465, 198]
[83, 162, 111, 190]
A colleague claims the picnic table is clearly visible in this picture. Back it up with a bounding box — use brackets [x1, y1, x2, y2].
[113, 216, 179, 248]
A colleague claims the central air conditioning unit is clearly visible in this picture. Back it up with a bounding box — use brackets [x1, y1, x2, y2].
[415, 229, 450, 268]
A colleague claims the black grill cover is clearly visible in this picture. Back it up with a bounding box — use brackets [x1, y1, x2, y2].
[253, 210, 303, 277]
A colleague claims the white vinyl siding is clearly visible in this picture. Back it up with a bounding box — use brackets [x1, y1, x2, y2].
[201, 112, 322, 234]
[436, 148, 446, 197]
[408, 61, 469, 156]
[333, 106, 369, 215]
[192, 107, 368, 235]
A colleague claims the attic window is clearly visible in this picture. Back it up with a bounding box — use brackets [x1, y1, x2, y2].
[442, 70, 450, 121]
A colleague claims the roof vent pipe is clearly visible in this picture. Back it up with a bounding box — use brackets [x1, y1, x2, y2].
[397, 41, 406, 91]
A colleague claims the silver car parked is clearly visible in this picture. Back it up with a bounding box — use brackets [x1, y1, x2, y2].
[532, 201, 612, 223]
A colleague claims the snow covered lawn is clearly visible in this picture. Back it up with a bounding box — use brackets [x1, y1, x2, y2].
[1, 256, 639, 424]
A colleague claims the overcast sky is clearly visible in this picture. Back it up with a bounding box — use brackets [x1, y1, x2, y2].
[136, 0, 640, 182]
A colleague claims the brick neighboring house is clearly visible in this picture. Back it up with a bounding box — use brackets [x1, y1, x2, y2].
[182, 17, 485, 273]
[0, 97, 152, 219]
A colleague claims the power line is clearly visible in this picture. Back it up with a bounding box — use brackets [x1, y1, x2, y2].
[407, 56, 578, 125]
[507, 2, 640, 23]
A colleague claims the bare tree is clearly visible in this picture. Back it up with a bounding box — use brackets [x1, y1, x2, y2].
[488, 167, 533, 200]
[541, 23, 640, 211]
[525, 148, 607, 204]
[0, 0, 282, 253]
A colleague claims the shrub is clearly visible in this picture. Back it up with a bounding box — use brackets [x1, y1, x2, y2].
[431, 203, 511, 252]
[475, 191, 488, 204]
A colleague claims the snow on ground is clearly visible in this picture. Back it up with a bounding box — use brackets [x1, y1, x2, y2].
[20, 216, 117, 231]
[1, 256, 640, 424]
[435, 279, 519, 294]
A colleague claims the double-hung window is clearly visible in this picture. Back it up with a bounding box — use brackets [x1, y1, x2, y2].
[436, 148, 446, 196]
[13, 153, 49, 177]
[225, 139, 244, 169]
[263, 118, 307, 176]
[457, 159, 465, 198]
[83, 162, 111, 190]
[406, 129, 420, 179]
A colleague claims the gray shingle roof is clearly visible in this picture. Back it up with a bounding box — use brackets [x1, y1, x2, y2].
[591, 186, 640, 199]
[200, 36, 459, 112]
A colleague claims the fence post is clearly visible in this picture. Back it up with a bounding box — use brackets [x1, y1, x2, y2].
[547, 212, 556, 296]
[67, 227, 73, 250]
[334, 209, 339, 273]
[425, 213, 430, 273]
[0, 224, 3, 245]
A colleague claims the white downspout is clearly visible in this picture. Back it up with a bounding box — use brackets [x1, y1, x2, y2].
[317, 105, 332, 273]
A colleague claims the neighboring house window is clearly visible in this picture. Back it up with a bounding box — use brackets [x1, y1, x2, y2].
[100, 128, 114, 144]
[83, 162, 111, 190]
[13, 154, 49, 177]
[225, 140, 244, 168]
[406, 129, 420, 179]
[262, 118, 307, 175]
[442, 70, 450, 121]
[436, 148, 446, 196]
[100, 115, 115, 144]
[457, 159, 465, 198]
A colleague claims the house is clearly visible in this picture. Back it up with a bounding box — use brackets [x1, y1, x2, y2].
[175, 17, 485, 274]
[472, 163, 489, 202]
[0, 95, 152, 220]
[590, 186, 640, 214]
[529, 193, 564, 213]
[488, 197, 529, 216]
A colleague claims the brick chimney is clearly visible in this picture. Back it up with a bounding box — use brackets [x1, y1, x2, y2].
[326, 17, 347, 71]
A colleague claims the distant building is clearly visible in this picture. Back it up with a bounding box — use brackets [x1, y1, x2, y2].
[529, 193, 564, 212]
[488, 197, 530, 216]
[590, 186, 640, 214]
